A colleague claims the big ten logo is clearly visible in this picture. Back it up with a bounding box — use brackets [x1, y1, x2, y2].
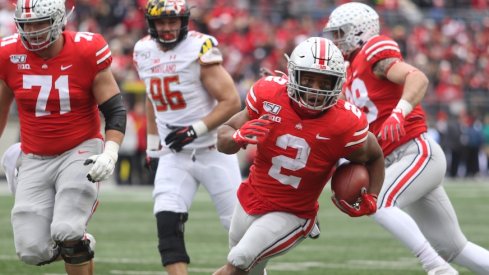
[18, 64, 31, 70]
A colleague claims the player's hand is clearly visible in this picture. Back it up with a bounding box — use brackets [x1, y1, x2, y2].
[378, 108, 405, 142]
[232, 115, 274, 147]
[164, 125, 198, 152]
[331, 188, 377, 217]
[145, 155, 159, 179]
[84, 152, 117, 183]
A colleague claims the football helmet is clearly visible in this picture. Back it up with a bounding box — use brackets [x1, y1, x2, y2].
[14, 0, 70, 51]
[145, 0, 190, 48]
[323, 2, 379, 57]
[286, 37, 345, 117]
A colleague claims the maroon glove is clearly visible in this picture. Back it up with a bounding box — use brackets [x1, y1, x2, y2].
[379, 108, 405, 142]
[232, 116, 274, 147]
[332, 188, 378, 217]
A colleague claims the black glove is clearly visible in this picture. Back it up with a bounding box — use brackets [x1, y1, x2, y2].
[145, 156, 159, 179]
[164, 124, 198, 152]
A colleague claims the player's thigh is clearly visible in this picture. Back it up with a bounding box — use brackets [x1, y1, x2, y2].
[228, 211, 312, 271]
[51, 139, 101, 241]
[228, 202, 256, 249]
[404, 186, 467, 261]
[379, 134, 446, 208]
[197, 151, 240, 226]
[153, 153, 198, 213]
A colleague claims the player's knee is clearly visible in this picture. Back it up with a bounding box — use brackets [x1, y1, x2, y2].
[57, 239, 94, 264]
[156, 211, 190, 266]
[227, 245, 255, 271]
[16, 244, 59, 266]
[436, 239, 467, 262]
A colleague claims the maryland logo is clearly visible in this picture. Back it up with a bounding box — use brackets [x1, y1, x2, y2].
[199, 38, 217, 56]
[147, 0, 187, 17]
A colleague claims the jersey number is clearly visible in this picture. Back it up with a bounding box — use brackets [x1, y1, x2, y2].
[149, 76, 186, 112]
[268, 134, 310, 189]
[344, 78, 379, 123]
[23, 75, 70, 117]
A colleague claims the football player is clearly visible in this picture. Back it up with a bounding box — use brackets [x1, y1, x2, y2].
[213, 37, 385, 275]
[324, 2, 489, 274]
[133, 0, 242, 274]
[0, 0, 126, 274]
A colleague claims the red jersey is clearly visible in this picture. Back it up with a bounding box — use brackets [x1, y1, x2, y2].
[0, 31, 112, 155]
[343, 35, 427, 156]
[239, 75, 369, 219]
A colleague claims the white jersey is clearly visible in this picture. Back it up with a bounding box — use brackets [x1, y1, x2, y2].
[133, 31, 224, 149]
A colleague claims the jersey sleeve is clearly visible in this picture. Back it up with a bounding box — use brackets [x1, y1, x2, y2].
[80, 32, 112, 74]
[198, 35, 223, 65]
[363, 35, 403, 65]
[336, 101, 370, 156]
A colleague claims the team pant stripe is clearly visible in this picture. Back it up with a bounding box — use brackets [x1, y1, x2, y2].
[384, 135, 431, 207]
[248, 218, 314, 269]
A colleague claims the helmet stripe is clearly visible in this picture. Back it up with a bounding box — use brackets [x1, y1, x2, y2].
[318, 38, 326, 65]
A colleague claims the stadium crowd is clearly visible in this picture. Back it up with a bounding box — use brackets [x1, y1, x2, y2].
[1, 0, 489, 180]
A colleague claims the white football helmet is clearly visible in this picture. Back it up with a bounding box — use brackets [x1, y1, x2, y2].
[286, 37, 345, 116]
[323, 2, 379, 57]
[14, 0, 70, 51]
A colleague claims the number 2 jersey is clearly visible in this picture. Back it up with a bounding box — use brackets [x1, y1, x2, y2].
[240, 76, 370, 219]
[343, 35, 427, 156]
[133, 31, 224, 149]
[0, 31, 111, 155]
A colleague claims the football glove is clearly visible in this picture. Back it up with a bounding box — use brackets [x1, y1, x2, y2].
[145, 155, 159, 180]
[164, 125, 198, 152]
[379, 108, 405, 142]
[331, 188, 378, 217]
[84, 141, 119, 183]
[232, 115, 274, 147]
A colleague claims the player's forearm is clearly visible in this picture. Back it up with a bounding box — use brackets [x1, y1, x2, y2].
[402, 70, 428, 107]
[217, 124, 241, 154]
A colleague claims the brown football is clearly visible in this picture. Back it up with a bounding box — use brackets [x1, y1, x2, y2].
[331, 163, 369, 204]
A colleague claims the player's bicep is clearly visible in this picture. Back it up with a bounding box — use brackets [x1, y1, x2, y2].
[92, 68, 121, 105]
[345, 132, 381, 163]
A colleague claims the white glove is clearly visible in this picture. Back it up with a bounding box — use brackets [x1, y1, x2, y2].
[84, 141, 119, 182]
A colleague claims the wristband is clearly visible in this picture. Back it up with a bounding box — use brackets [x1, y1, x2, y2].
[104, 140, 120, 162]
[147, 134, 160, 151]
[395, 99, 413, 117]
[192, 120, 208, 137]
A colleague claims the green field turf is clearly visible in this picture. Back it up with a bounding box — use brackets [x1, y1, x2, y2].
[0, 180, 487, 275]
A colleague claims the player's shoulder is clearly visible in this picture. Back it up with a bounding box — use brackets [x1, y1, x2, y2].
[0, 33, 23, 58]
[134, 35, 154, 52]
[329, 100, 368, 132]
[361, 34, 402, 63]
[64, 31, 109, 56]
[250, 75, 288, 101]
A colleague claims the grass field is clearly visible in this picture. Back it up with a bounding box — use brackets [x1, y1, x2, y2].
[0, 179, 488, 275]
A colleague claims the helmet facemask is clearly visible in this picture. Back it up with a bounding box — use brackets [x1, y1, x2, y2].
[14, 0, 70, 51]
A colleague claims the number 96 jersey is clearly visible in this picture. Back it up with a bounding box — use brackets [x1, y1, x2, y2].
[239, 76, 370, 219]
[133, 31, 224, 149]
[0, 31, 111, 155]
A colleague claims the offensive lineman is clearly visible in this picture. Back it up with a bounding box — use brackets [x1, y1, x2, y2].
[133, 0, 242, 274]
[0, 0, 126, 274]
[213, 37, 385, 275]
[324, 2, 489, 274]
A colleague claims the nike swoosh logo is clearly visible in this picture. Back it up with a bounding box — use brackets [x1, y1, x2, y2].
[61, 64, 72, 71]
[78, 150, 90, 154]
[316, 134, 330, 140]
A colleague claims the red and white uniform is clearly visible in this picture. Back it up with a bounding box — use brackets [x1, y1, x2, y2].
[0, 31, 111, 155]
[343, 35, 427, 156]
[240, 75, 369, 219]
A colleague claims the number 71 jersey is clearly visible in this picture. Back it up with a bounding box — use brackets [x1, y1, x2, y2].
[239, 76, 370, 219]
[0, 31, 112, 155]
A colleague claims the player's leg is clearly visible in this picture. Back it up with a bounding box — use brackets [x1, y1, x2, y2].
[1, 142, 21, 195]
[11, 153, 60, 265]
[196, 150, 241, 230]
[51, 139, 101, 275]
[225, 206, 315, 274]
[153, 153, 199, 275]
[404, 177, 489, 272]
[374, 134, 456, 272]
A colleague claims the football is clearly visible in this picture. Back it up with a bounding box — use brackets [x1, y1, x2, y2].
[331, 163, 369, 204]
